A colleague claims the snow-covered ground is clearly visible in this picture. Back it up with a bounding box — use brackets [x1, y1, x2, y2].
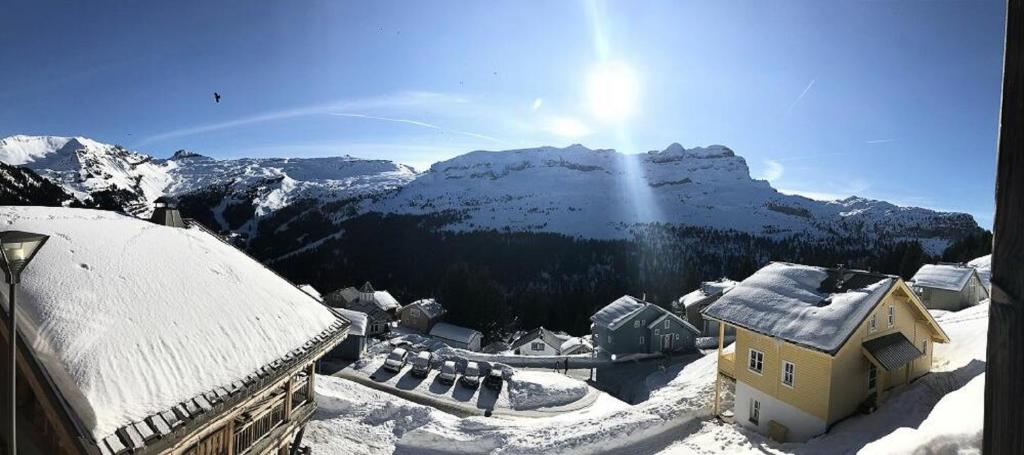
[308, 294, 989, 454]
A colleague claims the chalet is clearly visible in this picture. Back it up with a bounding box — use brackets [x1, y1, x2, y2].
[324, 281, 400, 336]
[300, 284, 368, 361]
[510, 327, 569, 356]
[909, 263, 989, 311]
[703, 262, 949, 442]
[398, 298, 446, 333]
[0, 206, 348, 455]
[674, 278, 738, 337]
[429, 323, 484, 352]
[591, 295, 700, 356]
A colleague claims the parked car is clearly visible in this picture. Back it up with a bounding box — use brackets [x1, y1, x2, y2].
[460, 361, 481, 388]
[412, 351, 432, 377]
[484, 368, 504, 390]
[438, 360, 457, 384]
[383, 347, 408, 373]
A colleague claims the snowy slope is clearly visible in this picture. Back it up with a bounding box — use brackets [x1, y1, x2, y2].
[0, 135, 416, 219]
[1, 136, 979, 252]
[377, 143, 979, 251]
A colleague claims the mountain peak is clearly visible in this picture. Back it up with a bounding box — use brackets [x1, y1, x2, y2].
[170, 149, 210, 160]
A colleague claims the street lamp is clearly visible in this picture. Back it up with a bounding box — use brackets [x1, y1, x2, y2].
[0, 231, 49, 455]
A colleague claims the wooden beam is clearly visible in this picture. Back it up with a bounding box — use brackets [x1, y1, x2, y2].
[984, 0, 1024, 452]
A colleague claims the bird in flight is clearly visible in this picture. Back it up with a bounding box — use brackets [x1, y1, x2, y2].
[214, 92, 222, 103]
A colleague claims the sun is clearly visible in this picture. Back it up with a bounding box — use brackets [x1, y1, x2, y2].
[586, 62, 640, 122]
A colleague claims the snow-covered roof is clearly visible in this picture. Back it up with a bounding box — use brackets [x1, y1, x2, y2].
[910, 264, 978, 292]
[298, 284, 323, 301]
[678, 278, 738, 309]
[407, 298, 445, 319]
[373, 290, 401, 311]
[591, 295, 647, 329]
[702, 262, 899, 354]
[332, 308, 368, 336]
[0, 207, 344, 443]
[510, 326, 570, 350]
[559, 337, 593, 354]
[968, 255, 991, 290]
[429, 322, 482, 344]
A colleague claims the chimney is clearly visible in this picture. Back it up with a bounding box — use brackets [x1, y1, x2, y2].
[149, 197, 186, 228]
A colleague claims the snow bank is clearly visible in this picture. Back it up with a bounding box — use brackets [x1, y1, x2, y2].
[0, 207, 340, 440]
[506, 371, 588, 410]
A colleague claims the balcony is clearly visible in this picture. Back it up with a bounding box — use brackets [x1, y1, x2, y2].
[719, 351, 735, 379]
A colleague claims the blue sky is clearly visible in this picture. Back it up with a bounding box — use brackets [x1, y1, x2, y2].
[0, 0, 1006, 228]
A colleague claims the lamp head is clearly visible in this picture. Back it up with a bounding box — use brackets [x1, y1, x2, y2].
[0, 231, 50, 284]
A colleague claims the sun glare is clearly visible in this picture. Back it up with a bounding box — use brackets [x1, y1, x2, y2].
[586, 62, 639, 122]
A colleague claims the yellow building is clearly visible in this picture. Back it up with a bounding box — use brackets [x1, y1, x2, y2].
[703, 262, 949, 442]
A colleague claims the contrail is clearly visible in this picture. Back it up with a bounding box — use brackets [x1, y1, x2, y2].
[786, 79, 816, 115]
[328, 112, 503, 143]
[865, 138, 895, 144]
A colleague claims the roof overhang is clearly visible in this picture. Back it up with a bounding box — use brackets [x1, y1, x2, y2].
[861, 331, 923, 371]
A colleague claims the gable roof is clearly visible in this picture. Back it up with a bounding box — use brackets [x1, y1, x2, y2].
[406, 298, 446, 319]
[510, 326, 570, 350]
[591, 295, 648, 329]
[648, 311, 701, 334]
[702, 262, 900, 354]
[325, 285, 400, 314]
[429, 322, 482, 345]
[910, 263, 981, 292]
[0, 206, 345, 448]
[298, 284, 323, 301]
[330, 308, 368, 337]
[678, 278, 738, 309]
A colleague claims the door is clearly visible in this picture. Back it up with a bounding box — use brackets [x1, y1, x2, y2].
[661, 334, 673, 351]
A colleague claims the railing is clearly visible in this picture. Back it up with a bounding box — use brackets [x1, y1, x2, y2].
[719, 351, 736, 378]
[233, 396, 286, 454]
[291, 373, 311, 409]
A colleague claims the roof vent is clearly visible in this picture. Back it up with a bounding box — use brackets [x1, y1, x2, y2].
[149, 197, 186, 228]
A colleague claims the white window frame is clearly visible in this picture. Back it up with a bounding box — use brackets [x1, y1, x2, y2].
[639, 336, 645, 345]
[781, 361, 795, 388]
[634, 320, 641, 328]
[869, 314, 878, 333]
[748, 349, 764, 375]
[664, 320, 670, 329]
[531, 341, 545, 351]
[887, 305, 895, 327]
[749, 399, 760, 425]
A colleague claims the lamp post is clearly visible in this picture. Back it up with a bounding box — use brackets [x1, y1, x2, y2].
[0, 231, 49, 455]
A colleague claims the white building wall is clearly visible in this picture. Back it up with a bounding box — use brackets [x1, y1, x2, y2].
[734, 381, 827, 442]
[517, 339, 560, 356]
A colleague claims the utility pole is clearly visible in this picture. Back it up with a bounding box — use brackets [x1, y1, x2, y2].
[983, 0, 1024, 452]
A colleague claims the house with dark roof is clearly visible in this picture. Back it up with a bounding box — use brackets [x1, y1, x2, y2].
[0, 206, 348, 455]
[398, 298, 446, 333]
[909, 263, 989, 311]
[703, 262, 950, 442]
[323, 281, 401, 336]
[591, 295, 700, 357]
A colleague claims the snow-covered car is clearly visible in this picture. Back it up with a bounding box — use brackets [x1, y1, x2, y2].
[411, 351, 432, 378]
[460, 361, 481, 388]
[484, 368, 504, 390]
[383, 347, 408, 373]
[438, 360, 457, 384]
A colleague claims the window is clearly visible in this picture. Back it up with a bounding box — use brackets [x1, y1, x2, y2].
[639, 336, 645, 345]
[922, 340, 928, 355]
[655, 329, 660, 335]
[664, 320, 670, 329]
[887, 305, 895, 327]
[869, 314, 877, 333]
[531, 342, 545, 351]
[749, 399, 760, 425]
[868, 364, 878, 391]
[608, 335, 613, 344]
[634, 320, 641, 328]
[748, 349, 764, 374]
[782, 361, 795, 388]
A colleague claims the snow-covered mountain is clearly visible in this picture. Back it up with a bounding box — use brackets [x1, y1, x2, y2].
[0, 135, 980, 254]
[378, 143, 977, 252]
[0, 135, 416, 219]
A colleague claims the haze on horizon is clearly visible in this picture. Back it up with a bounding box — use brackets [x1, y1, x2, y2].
[0, 0, 1006, 228]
